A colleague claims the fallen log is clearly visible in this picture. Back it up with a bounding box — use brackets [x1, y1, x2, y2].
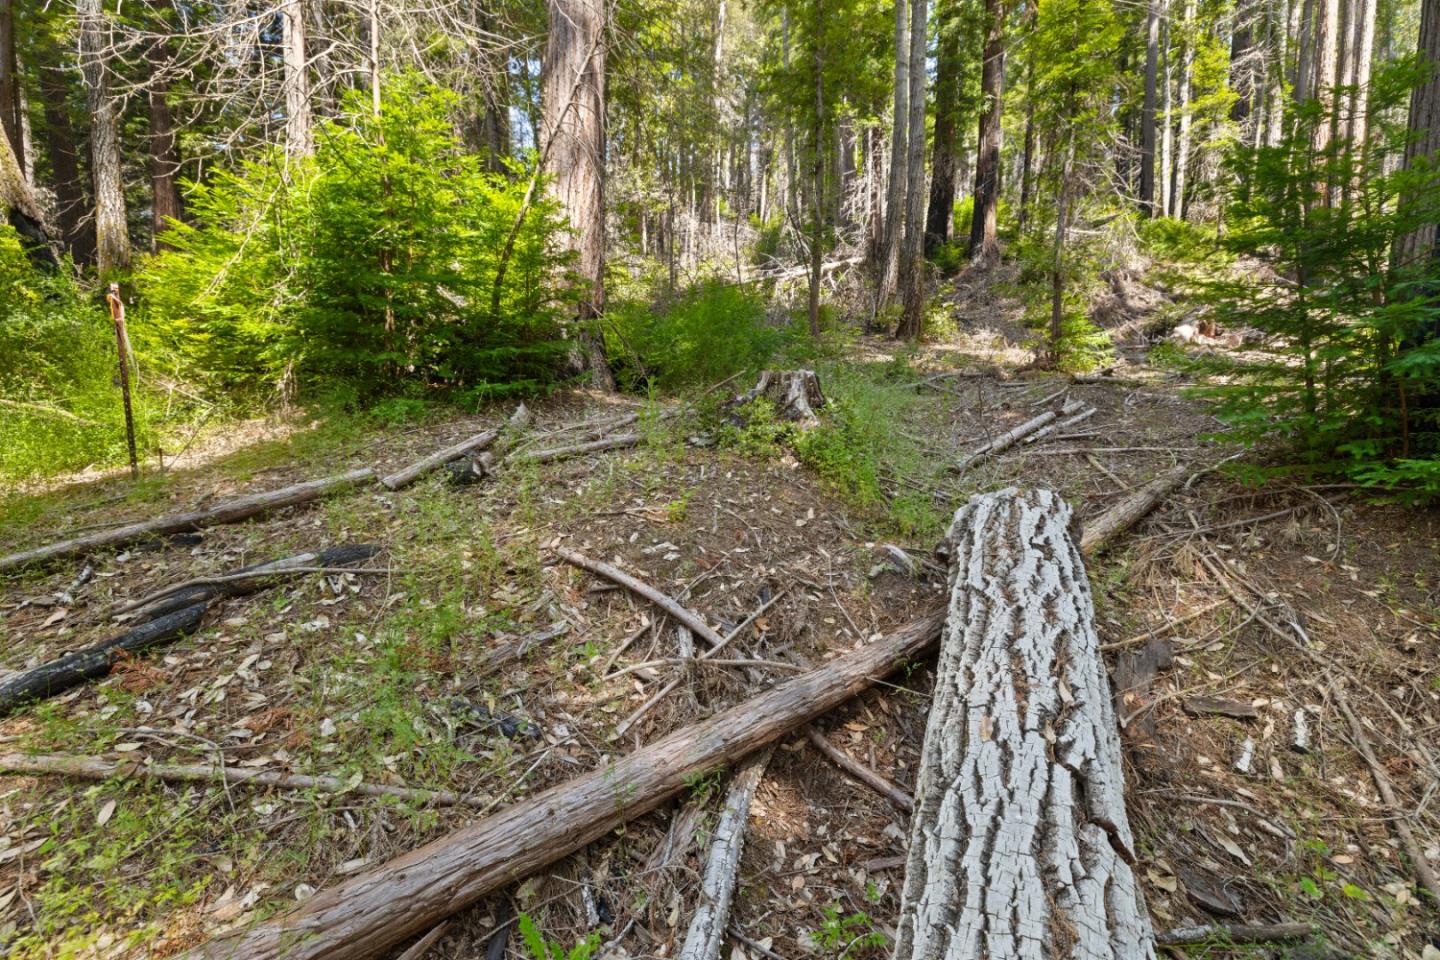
[953, 400, 1084, 472]
[677, 748, 772, 960]
[0, 752, 486, 807]
[0, 468, 376, 573]
[0, 603, 208, 714]
[1155, 922, 1313, 946]
[111, 544, 382, 622]
[1080, 461, 1191, 555]
[892, 489, 1155, 960]
[380, 405, 530, 490]
[522, 433, 642, 464]
[176, 610, 946, 960]
[805, 725, 913, 812]
[554, 546, 726, 649]
[1022, 405, 1097, 445]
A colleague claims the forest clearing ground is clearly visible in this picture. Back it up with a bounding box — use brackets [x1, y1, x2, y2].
[0, 328, 1437, 957]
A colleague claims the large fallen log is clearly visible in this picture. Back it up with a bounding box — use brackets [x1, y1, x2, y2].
[0, 751, 486, 808]
[0, 468, 376, 573]
[380, 404, 530, 490]
[1080, 461, 1191, 555]
[677, 748, 772, 960]
[893, 489, 1156, 960]
[112, 544, 382, 622]
[0, 603, 208, 714]
[176, 610, 946, 960]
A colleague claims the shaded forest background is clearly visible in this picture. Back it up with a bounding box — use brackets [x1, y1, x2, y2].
[0, 0, 1438, 496]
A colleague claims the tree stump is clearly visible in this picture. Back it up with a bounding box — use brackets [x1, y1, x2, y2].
[733, 370, 826, 426]
[893, 488, 1156, 960]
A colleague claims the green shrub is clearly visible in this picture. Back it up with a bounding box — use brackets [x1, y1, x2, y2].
[0, 231, 175, 483]
[1199, 56, 1440, 495]
[137, 74, 574, 404]
[606, 279, 800, 390]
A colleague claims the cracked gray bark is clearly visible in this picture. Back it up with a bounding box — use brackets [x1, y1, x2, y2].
[893, 488, 1155, 960]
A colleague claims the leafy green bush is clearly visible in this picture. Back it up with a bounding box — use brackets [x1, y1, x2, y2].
[137, 74, 574, 404]
[0, 231, 170, 483]
[1009, 229, 1114, 372]
[607, 279, 800, 390]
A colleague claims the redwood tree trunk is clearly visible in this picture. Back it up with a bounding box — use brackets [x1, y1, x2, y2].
[0, 0, 22, 173]
[1396, 0, 1440, 266]
[876, 0, 909, 312]
[77, 0, 130, 276]
[967, 0, 1004, 262]
[543, 0, 616, 389]
[893, 489, 1156, 960]
[895, 0, 928, 340]
[146, 4, 183, 249]
[38, 57, 93, 263]
[923, 0, 961, 258]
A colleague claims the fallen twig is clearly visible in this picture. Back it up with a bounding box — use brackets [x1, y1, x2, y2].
[0, 752, 488, 807]
[380, 405, 530, 490]
[805, 725, 912, 811]
[523, 434, 642, 464]
[554, 546, 725, 648]
[1155, 923, 1314, 945]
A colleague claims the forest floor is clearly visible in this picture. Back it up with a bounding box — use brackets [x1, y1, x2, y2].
[1, 271, 1438, 959]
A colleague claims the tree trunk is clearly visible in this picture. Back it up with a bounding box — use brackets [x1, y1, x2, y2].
[1159, 19, 1174, 218]
[77, 0, 130, 276]
[282, 0, 314, 157]
[1171, 0, 1196, 220]
[808, 0, 825, 338]
[543, 0, 616, 390]
[895, 0, 928, 340]
[1017, 25, 1037, 236]
[892, 489, 1156, 960]
[0, 115, 55, 265]
[923, 0, 962, 257]
[1396, 0, 1440, 266]
[174, 612, 946, 960]
[37, 56, 92, 263]
[1346, 0, 1375, 149]
[0, 0, 22, 174]
[967, 0, 1004, 262]
[1230, 0, 1254, 127]
[1139, 0, 1162, 215]
[1048, 141, 1075, 361]
[876, 0, 909, 313]
[146, 4, 183, 250]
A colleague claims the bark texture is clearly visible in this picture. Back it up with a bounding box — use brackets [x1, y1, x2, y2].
[893, 488, 1155, 960]
[895, 0, 929, 340]
[876, 0, 909, 312]
[543, 0, 615, 389]
[676, 749, 772, 960]
[0, 0, 21, 171]
[1396, 0, 1440, 265]
[282, 0, 314, 157]
[38, 55, 93, 263]
[1139, 0, 1162, 214]
[380, 404, 530, 490]
[77, 0, 130, 275]
[1079, 462, 1189, 555]
[0, 603, 207, 714]
[967, 0, 1004, 262]
[175, 611, 945, 960]
[923, 0, 961, 257]
[0, 468, 375, 572]
[146, 8, 184, 249]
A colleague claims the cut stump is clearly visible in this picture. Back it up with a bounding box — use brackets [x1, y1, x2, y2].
[893, 488, 1156, 960]
[733, 370, 826, 426]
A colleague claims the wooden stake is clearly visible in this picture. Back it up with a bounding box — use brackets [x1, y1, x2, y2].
[106, 282, 139, 480]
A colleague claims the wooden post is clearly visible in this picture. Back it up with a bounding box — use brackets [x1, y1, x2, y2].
[106, 282, 139, 479]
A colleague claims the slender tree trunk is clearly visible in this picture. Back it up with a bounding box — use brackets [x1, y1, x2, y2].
[1160, 20, 1174, 218]
[1294, 0, 1315, 105]
[1346, 0, 1374, 148]
[0, 0, 22, 174]
[1139, 0, 1162, 214]
[1171, 0, 1196, 220]
[282, 0, 314, 158]
[146, 3, 183, 250]
[895, 0, 928, 340]
[1229, 0, 1255, 127]
[1049, 140, 1075, 363]
[1017, 27, 1037, 236]
[967, 0, 1005, 262]
[876, 0, 909, 312]
[807, 0, 825, 337]
[782, 8, 798, 227]
[37, 56, 93, 264]
[543, 0, 616, 389]
[923, 0, 961, 257]
[77, 0, 130, 276]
